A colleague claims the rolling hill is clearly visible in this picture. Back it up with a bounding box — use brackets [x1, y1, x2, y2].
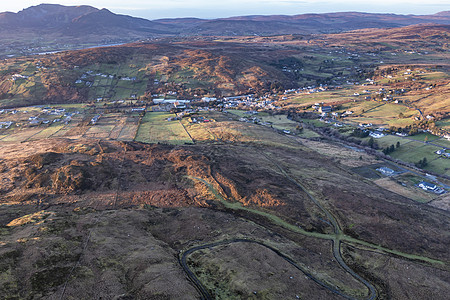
[0, 23, 448, 108]
[1, 4, 450, 55]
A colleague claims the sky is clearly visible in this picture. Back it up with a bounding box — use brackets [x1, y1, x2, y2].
[2, 0, 449, 19]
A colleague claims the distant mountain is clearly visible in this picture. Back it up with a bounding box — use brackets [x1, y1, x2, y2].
[0, 4, 449, 52]
[157, 11, 450, 35]
[0, 4, 176, 44]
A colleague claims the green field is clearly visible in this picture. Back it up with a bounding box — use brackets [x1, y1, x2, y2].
[135, 112, 193, 145]
[374, 134, 450, 175]
[258, 114, 299, 131]
[406, 132, 440, 142]
[28, 124, 65, 140]
[431, 138, 450, 148]
[435, 119, 450, 131]
[426, 158, 450, 176]
[340, 102, 417, 127]
[376, 135, 409, 149]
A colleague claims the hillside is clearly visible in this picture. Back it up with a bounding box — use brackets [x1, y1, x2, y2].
[1, 4, 450, 57]
[0, 4, 176, 56]
[0, 41, 299, 106]
[1, 5, 450, 300]
[0, 118, 448, 299]
[318, 24, 450, 50]
[0, 23, 448, 109]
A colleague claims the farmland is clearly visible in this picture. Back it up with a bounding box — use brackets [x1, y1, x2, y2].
[135, 112, 193, 145]
[0, 99, 449, 300]
[0, 22, 449, 300]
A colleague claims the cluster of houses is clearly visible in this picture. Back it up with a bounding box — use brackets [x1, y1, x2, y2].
[75, 71, 137, 86]
[369, 131, 386, 138]
[152, 99, 191, 111]
[187, 115, 213, 123]
[10, 74, 30, 81]
[0, 121, 13, 129]
[222, 94, 279, 110]
[0, 106, 80, 129]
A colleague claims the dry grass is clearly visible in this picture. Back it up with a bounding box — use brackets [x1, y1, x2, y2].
[7, 210, 55, 227]
[301, 139, 377, 167]
[373, 178, 435, 203]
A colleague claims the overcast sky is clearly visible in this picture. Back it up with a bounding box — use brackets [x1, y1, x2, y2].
[2, 1, 449, 19]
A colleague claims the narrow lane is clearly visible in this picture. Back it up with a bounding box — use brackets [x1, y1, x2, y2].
[180, 238, 362, 300]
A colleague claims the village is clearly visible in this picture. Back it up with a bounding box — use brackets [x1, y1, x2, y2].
[1, 80, 448, 198]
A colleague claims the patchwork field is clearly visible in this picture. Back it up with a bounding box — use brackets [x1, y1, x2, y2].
[135, 112, 193, 145]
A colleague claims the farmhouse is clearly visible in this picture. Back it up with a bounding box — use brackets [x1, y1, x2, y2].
[395, 132, 408, 137]
[376, 167, 395, 176]
[0, 121, 13, 129]
[318, 106, 332, 113]
[370, 131, 385, 138]
[418, 181, 445, 194]
[436, 149, 446, 155]
[90, 115, 100, 125]
[419, 181, 437, 191]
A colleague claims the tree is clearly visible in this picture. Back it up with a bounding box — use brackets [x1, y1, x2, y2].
[396, 141, 400, 148]
[398, 112, 404, 119]
[409, 127, 418, 135]
[416, 157, 428, 168]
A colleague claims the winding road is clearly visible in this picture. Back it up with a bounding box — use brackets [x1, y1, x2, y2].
[181, 175, 378, 300]
[259, 151, 378, 299]
[179, 239, 366, 300]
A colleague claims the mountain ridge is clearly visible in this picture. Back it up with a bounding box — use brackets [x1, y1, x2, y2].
[1, 4, 450, 55]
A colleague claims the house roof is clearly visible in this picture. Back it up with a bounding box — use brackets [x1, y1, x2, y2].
[419, 181, 436, 189]
[378, 167, 394, 172]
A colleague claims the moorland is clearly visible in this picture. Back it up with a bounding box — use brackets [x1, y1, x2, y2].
[0, 4, 449, 300]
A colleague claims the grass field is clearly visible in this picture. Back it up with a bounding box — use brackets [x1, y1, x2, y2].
[431, 138, 450, 148]
[406, 132, 440, 142]
[135, 112, 193, 145]
[28, 124, 65, 141]
[375, 135, 408, 149]
[258, 114, 299, 131]
[117, 115, 140, 141]
[374, 177, 435, 203]
[181, 112, 302, 148]
[340, 102, 417, 127]
[426, 158, 450, 177]
[0, 127, 42, 142]
[435, 119, 450, 131]
[287, 90, 354, 107]
[390, 142, 439, 162]
[375, 134, 450, 175]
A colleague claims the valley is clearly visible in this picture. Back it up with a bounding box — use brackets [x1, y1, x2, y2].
[0, 4, 449, 300]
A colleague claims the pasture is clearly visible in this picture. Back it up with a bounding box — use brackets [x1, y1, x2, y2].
[135, 112, 193, 145]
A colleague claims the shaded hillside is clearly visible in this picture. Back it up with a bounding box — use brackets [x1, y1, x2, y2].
[0, 41, 300, 106]
[0, 4, 176, 46]
[1, 4, 450, 55]
[0, 23, 448, 107]
[318, 24, 450, 51]
[0, 137, 449, 299]
[157, 11, 450, 35]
